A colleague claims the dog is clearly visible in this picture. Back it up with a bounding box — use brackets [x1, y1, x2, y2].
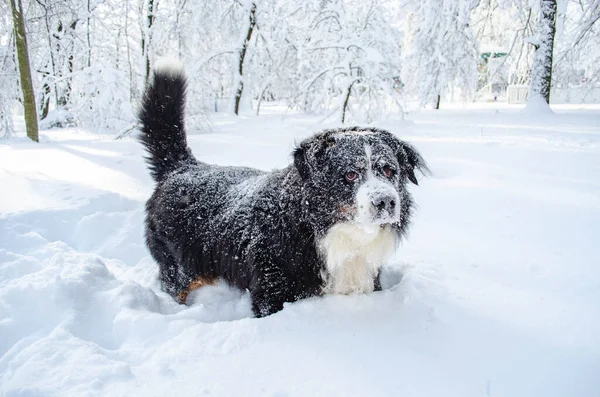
[139, 61, 429, 317]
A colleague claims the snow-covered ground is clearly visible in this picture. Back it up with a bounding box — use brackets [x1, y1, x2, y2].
[1, 104, 599, 396]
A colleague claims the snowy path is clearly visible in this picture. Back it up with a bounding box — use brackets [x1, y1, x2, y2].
[1, 105, 599, 396]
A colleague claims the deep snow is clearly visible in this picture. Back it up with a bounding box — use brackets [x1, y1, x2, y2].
[1, 104, 599, 396]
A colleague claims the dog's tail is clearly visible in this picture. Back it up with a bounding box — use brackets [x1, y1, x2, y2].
[138, 59, 195, 181]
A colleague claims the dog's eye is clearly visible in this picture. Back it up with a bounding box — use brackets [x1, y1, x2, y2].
[382, 166, 395, 178]
[345, 171, 359, 182]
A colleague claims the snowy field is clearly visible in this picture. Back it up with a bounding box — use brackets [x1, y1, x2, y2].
[1, 104, 599, 396]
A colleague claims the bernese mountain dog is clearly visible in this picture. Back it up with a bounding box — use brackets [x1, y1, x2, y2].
[139, 60, 429, 317]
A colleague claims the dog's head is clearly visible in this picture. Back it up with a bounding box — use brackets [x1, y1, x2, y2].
[293, 127, 429, 230]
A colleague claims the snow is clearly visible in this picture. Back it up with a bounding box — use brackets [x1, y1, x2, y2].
[153, 57, 185, 76]
[1, 103, 600, 396]
[524, 93, 555, 114]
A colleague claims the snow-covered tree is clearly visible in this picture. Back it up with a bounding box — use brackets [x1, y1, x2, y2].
[552, 0, 600, 98]
[528, 0, 557, 105]
[290, 0, 404, 123]
[0, 5, 17, 138]
[404, 0, 479, 108]
[472, 0, 536, 90]
[71, 64, 134, 133]
[0, 44, 16, 138]
[1, 0, 599, 136]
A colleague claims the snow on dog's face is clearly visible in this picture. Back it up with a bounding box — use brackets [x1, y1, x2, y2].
[293, 127, 429, 231]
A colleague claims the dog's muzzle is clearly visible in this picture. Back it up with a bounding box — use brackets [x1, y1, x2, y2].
[368, 192, 399, 223]
[371, 193, 396, 214]
[356, 181, 400, 225]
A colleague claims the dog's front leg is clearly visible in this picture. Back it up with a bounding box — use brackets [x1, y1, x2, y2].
[250, 263, 299, 318]
[373, 268, 383, 291]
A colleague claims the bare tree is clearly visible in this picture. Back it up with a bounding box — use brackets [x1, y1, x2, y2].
[0, 43, 16, 138]
[9, 0, 39, 142]
[55, 19, 79, 107]
[233, 2, 256, 115]
[142, 0, 157, 87]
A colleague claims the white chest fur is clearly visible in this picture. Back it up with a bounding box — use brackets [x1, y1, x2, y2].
[318, 223, 397, 295]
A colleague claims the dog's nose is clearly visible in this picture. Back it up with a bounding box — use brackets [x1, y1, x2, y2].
[371, 194, 396, 212]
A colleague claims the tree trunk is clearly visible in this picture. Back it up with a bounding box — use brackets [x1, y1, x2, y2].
[49, 18, 78, 108]
[256, 83, 270, 116]
[65, 20, 78, 105]
[341, 79, 359, 124]
[528, 0, 557, 104]
[55, 21, 67, 107]
[233, 2, 257, 115]
[86, 0, 91, 67]
[435, 94, 441, 110]
[40, 78, 51, 120]
[124, 0, 134, 101]
[10, 0, 39, 142]
[142, 0, 156, 87]
[40, 1, 59, 107]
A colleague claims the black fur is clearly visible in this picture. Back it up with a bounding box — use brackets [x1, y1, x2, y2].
[139, 67, 429, 317]
[138, 68, 195, 180]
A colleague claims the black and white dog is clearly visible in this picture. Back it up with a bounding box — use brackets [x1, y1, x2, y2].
[139, 62, 429, 317]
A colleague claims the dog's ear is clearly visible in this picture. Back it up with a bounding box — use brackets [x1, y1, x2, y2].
[398, 141, 430, 185]
[379, 131, 430, 185]
[293, 145, 311, 180]
[293, 133, 335, 180]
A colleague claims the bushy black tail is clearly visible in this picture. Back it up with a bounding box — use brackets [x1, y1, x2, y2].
[138, 60, 195, 181]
